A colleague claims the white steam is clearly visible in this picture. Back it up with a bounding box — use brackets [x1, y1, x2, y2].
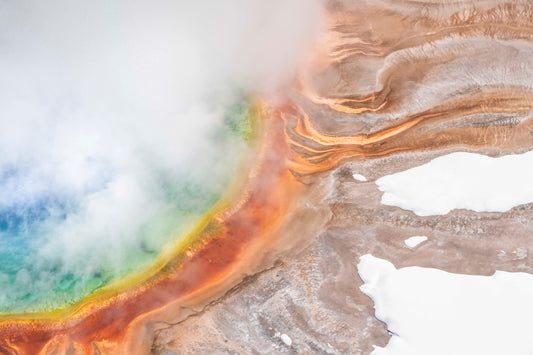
[0, 0, 323, 311]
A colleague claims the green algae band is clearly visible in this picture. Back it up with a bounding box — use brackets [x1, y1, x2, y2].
[0, 100, 255, 314]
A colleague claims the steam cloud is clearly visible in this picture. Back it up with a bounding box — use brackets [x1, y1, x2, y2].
[0, 0, 323, 311]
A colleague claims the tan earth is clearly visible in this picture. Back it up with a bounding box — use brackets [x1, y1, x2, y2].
[150, 0, 533, 353]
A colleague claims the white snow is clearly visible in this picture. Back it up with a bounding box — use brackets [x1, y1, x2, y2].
[357, 254, 533, 355]
[376, 151, 533, 216]
[353, 173, 368, 182]
[403, 236, 427, 248]
[280, 333, 292, 346]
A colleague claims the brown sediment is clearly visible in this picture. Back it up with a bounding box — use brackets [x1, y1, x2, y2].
[285, 91, 533, 175]
[286, 0, 533, 175]
[0, 105, 305, 354]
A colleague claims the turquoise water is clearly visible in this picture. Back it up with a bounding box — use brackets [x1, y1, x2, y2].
[0, 100, 254, 314]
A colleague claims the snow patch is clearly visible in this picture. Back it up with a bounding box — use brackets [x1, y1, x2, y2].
[357, 254, 533, 355]
[353, 173, 368, 182]
[403, 236, 427, 248]
[376, 151, 533, 216]
[280, 333, 292, 346]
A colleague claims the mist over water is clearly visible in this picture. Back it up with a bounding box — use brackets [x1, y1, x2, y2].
[0, 0, 323, 312]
